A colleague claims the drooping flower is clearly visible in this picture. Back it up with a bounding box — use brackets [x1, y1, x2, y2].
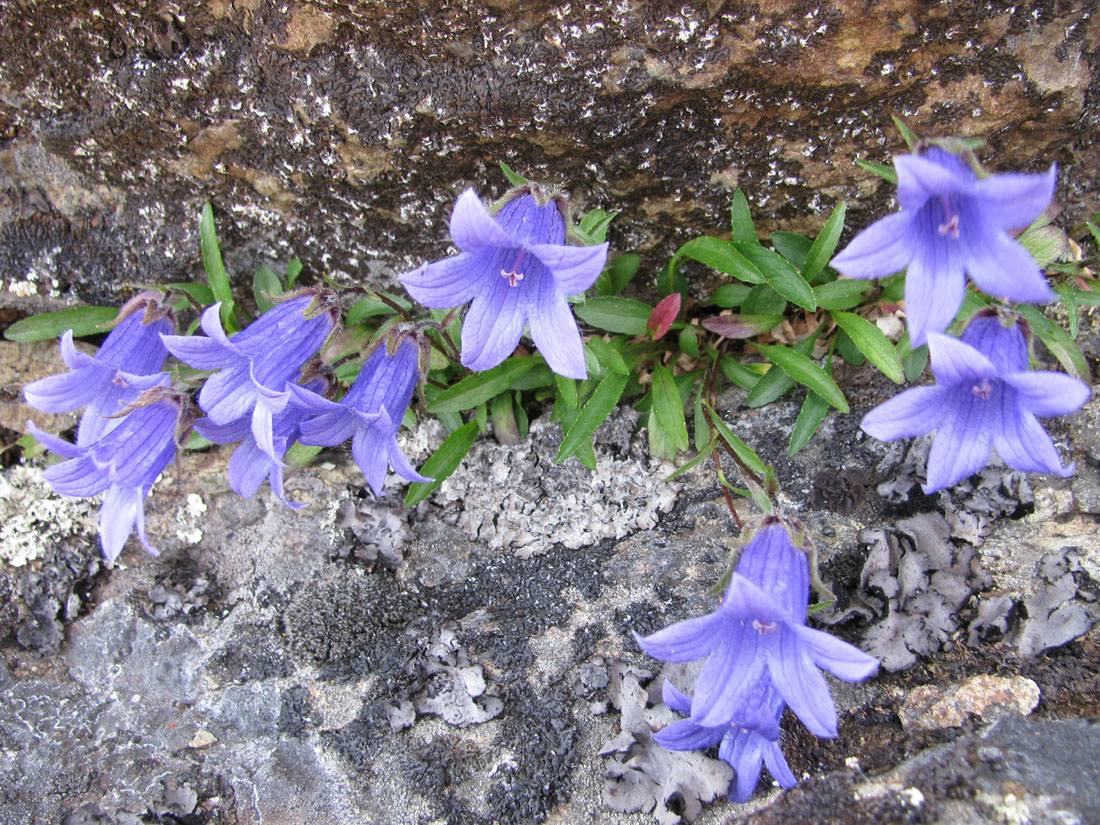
[288, 335, 430, 496]
[831, 148, 1056, 346]
[24, 293, 175, 446]
[161, 291, 338, 464]
[657, 680, 795, 803]
[861, 309, 1090, 492]
[196, 373, 332, 509]
[635, 521, 878, 800]
[401, 187, 608, 379]
[27, 389, 187, 562]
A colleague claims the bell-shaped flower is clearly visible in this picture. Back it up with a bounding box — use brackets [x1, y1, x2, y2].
[196, 373, 332, 510]
[831, 148, 1056, 346]
[861, 310, 1090, 492]
[289, 336, 431, 496]
[161, 291, 338, 465]
[401, 188, 608, 379]
[24, 293, 174, 446]
[27, 389, 185, 562]
[657, 680, 795, 803]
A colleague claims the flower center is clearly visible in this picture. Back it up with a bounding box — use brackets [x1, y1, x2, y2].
[938, 196, 960, 238]
[500, 248, 527, 287]
[971, 377, 993, 400]
[113, 372, 128, 387]
[752, 619, 777, 635]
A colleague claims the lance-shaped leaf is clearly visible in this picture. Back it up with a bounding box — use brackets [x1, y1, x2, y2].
[702, 314, 783, 340]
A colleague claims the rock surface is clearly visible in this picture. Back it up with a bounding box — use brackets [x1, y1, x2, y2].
[1, 1, 1098, 311]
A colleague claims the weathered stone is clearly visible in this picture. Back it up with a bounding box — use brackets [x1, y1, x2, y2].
[898, 675, 1041, 732]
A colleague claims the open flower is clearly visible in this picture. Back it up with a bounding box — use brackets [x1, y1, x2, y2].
[27, 389, 185, 561]
[636, 521, 878, 800]
[831, 148, 1056, 346]
[24, 293, 174, 446]
[289, 336, 430, 496]
[861, 310, 1090, 492]
[401, 188, 608, 379]
[196, 374, 331, 509]
[161, 292, 337, 464]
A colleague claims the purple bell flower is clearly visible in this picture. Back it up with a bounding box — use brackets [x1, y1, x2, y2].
[401, 188, 608, 379]
[635, 522, 878, 800]
[27, 390, 185, 562]
[161, 291, 338, 465]
[861, 310, 1090, 492]
[195, 374, 331, 510]
[23, 294, 174, 446]
[831, 148, 1056, 346]
[289, 336, 431, 496]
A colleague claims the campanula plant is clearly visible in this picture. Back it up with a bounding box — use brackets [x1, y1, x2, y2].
[23, 293, 175, 446]
[831, 146, 1056, 346]
[401, 186, 608, 379]
[861, 308, 1090, 492]
[27, 388, 188, 562]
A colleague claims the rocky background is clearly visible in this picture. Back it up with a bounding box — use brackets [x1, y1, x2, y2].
[1, 1, 1100, 825]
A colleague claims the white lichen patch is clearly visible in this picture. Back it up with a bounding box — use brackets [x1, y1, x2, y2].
[174, 492, 208, 544]
[0, 464, 99, 567]
[422, 409, 679, 557]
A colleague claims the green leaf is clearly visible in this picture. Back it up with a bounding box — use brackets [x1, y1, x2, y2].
[575, 209, 618, 245]
[585, 337, 629, 376]
[286, 258, 303, 289]
[405, 421, 480, 507]
[285, 442, 323, 468]
[770, 232, 812, 270]
[669, 237, 764, 284]
[16, 432, 46, 460]
[253, 264, 282, 313]
[199, 202, 237, 332]
[892, 115, 920, 152]
[730, 189, 757, 244]
[162, 282, 216, 307]
[346, 296, 399, 324]
[710, 283, 752, 308]
[732, 242, 816, 310]
[718, 356, 763, 391]
[574, 296, 653, 335]
[902, 343, 928, 382]
[185, 432, 214, 451]
[854, 158, 897, 184]
[556, 373, 628, 463]
[555, 374, 578, 409]
[703, 401, 767, 478]
[490, 393, 522, 446]
[950, 290, 992, 331]
[802, 202, 846, 284]
[830, 311, 904, 383]
[665, 436, 718, 481]
[509, 363, 556, 391]
[692, 381, 709, 451]
[814, 279, 871, 310]
[4, 306, 118, 342]
[428, 358, 537, 413]
[678, 325, 700, 359]
[835, 329, 866, 366]
[499, 160, 527, 185]
[742, 284, 787, 315]
[1018, 223, 1069, 268]
[1015, 304, 1091, 382]
[650, 363, 689, 458]
[754, 343, 848, 412]
[789, 390, 830, 455]
[596, 253, 641, 297]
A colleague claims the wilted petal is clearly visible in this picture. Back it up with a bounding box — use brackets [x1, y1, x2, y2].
[450, 189, 514, 252]
[993, 404, 1072, 476]
[830, 212, 918, 280]
[861, 385, 946, 441]
[766, 626, 837, 738]
[461, 275, 526, 372]
[633, 612, 724, 662]
[895, 151, 974, 210]
[927, 333, 996, 387]
[654, 718, 726, 752]
[24, 368, 104, 413]
[528, 272, 587, 379]
[401, 252, 483, 308]
[692, 627, 766, 727]
[793, 625, 880, 682]
[964, 229, 1053, 303]
[965, 165, 1056, 232]
[529, 242, 608, 295]
[924, 393, 994, 492]
[99, 485, 141, 562]
[1004, 372, 1091, 417]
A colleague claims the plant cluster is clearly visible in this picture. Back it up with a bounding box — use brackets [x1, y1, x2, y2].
[8, 119, 1097, 807]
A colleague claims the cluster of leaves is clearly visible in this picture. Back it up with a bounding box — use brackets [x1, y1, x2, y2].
[8, 143, 1098, 513]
